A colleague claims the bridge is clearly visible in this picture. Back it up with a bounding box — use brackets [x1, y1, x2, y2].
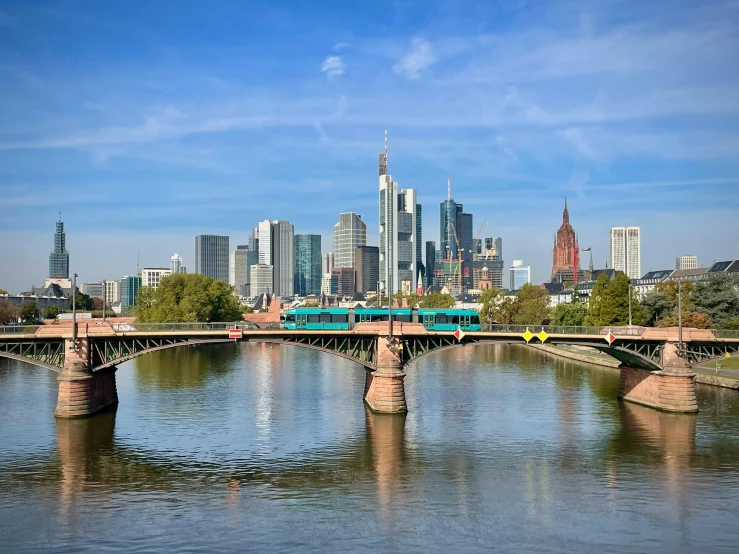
[1, 321, 738, 418]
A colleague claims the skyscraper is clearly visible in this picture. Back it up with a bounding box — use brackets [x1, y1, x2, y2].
[257, 220, 294, 296]
[438, 180, 473, 290]
[425, 241, 436, 288]
[551, 199, 580, 283]
[323, 252, 335, 274]
[229, 245, 249, 290]
[610, 227, 641, 279]
[294, 234, 322, 296]
[195, 235, 229, 282]
[509, 260, 531, 291]
[120, 275, 142, 308]
[355, 245, 379, 294]
[170, 253, 185, 274]
[378, 134, 418, 295]
[250, 264, 273, 297]
[49, 215, 69, 279]
[333, 212, 366, 268]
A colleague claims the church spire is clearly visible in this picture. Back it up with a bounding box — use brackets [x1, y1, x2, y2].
[563, 198, 569, 224]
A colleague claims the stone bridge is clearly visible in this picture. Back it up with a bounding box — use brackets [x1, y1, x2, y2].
[1, 321, 737, 418]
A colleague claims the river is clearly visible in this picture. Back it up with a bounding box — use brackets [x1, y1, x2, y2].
[1, 343, 739, 553]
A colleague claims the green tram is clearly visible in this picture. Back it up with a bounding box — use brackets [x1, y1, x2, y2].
[284, 307, 481, 331]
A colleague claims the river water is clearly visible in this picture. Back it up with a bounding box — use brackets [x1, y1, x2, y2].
[1, 343, 739, 553]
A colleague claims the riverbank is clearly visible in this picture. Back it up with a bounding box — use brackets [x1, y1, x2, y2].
[530, 343, 739, 391]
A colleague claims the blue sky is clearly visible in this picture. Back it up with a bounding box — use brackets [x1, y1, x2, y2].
[0, 0, 738, 293]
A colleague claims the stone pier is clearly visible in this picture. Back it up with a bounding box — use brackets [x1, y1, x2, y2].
[364, 334, 407, 414]
[618, 342, 698, 413]
[55, 337, 119, 418]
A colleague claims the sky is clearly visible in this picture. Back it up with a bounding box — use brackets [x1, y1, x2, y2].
[0, 0, 738, 293]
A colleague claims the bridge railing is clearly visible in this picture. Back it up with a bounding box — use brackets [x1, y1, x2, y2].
[111, 322, 284, 333]
[479, 324, 642, 336]
[715, 329, 739, 339]
[0, 325, 41, 335]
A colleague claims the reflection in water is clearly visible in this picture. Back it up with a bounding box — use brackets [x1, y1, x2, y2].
[365, 410, 406, 511]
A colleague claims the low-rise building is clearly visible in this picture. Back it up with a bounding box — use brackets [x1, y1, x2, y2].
[141, 268, 172, 290]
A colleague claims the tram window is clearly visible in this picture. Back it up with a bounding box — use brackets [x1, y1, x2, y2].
[451, 316, 460, 324]
[394, 314, 411, 322]
[471, 315, 480, 324]
[435, 315, 448, 324]
[285, 314, 295, 323]
[319, 312, 332, 323]
[331, 314, 348, 323]
[307, 314, 320, 323]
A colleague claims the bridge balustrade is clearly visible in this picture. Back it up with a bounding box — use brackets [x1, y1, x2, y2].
[0, 325, 41, 335]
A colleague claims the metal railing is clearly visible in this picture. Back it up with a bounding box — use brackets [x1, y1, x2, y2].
[715, 329, 739, 339]
[113, 322, 283, 333]
[0, 325, 41, 335]
[479, 324, 643, 336]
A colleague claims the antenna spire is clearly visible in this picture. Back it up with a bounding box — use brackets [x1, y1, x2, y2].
[384, 129, 388, 167]
[447, 177, 451, 200]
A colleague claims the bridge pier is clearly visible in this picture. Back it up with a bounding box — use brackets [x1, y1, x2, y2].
[364, 336, 407, 414]
[618, 343, 698, 413]
[55, 338, 119, 418]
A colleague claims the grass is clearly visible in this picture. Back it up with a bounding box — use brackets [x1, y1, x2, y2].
[699, 356, 739, 370]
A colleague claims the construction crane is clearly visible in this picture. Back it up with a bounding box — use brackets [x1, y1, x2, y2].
[474, 224, 483, 261]
[450, 221, 464, 296]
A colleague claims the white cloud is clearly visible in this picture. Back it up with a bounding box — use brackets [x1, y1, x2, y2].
[320, 55, 345, 78]
[393, 38, 436, 80]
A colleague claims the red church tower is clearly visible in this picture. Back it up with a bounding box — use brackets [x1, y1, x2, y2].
[551, 199, 580, 283]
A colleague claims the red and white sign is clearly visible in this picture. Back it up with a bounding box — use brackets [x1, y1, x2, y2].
[454, 327, 466, 342]
[229, 328, 243, 340]
[605, 331, 616, 345]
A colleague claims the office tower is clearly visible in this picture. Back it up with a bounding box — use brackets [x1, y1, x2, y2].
[294, 234, 322, 296]
[80, 283, 104, 298]
[551, 199, 581, 283]
[439, 180, 472, 287]
[170, 253, 185, 274]
[676, 256, 698, 270]
[323, 252, 335, 275]
[49, 215, 70, 279]
[416, 203, 423, 273]
[321, 273, 337, 295]
[509, 260, 531, 291]
[250, 264, 274, 297]
[248, 227, 259, 253]
[257, 220, 294, 296]
[333, 213, 367, 268]
[104, 280, 121, 305]
[120, 275, 142, 308]
[610, 227, 641, 279]
[355, 246, 380, 294]
[141, 268, 171, 290]
[425, 241, 436, 287]
[195, 235, 229, 282]
[229, 245, 249, 289]
[331, 267, 355, 296]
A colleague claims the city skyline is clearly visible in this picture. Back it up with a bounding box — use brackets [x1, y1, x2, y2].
[1, 1, 739, 292]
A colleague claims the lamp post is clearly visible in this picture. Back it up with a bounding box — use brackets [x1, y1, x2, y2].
[678, 279, 683, 353]
[628, 279, 633, 327]
[102, 279, 106, 322]
[72, 272, 78, 345]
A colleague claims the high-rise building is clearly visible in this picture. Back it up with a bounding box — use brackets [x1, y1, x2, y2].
[551, 199, 580, 283]
[331, 267, 355, 296]
[323, 252, 335, 275]
[333, 213, 366, 268]
[509, 260, 531, 291]
[141, 268, 172, 290]
[294, 234, 322, 296]
[416, 204, 423, 276]
[170, 253, 186, 274]
[355, 246, 379, 294]
[229, 245, 249, 289]
[425, 241, 436, 288]
[256, 220, 294, 296]
[49, 215, 70, 279]
[439, 181, 473, 288]
[676, 256, 698, 270]
[250, 264, 273, 297]
[80, 282, 104, 298]
[610, 227, 641, 280]
[321, 272, 337, 295]
[120, 275, 142, 308]
[195, 235, 229, 282]
[104, 280, 121, 305]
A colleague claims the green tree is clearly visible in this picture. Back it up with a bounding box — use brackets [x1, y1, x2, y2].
[0, 299, 20, 324]
[42, 305, 61, 319]
[0, 288, 8, 295]
[658, 311, 713, 329]
[639, 290, 673, 326]
[724, 317, 739, 330]
[68, 289, 94, 311]
[583, 273, 610, 326]
[654, 279, 695, 311]
[135, 273, 243, 322]
[418, 292, 456, 309]
[20, 301, 40, 324]
[477, 287, 504, 324]
[494, 296, 517, 324]
[549, 301, 588, 326]
[510, 283, 550, 325]
[392, 292, 421, 307]
[691, 274, 739, 327]
[584, 273, 643, 326]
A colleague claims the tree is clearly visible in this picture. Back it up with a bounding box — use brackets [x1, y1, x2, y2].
[418, 292, 456, 309]
[658, 311, 712, 329]
[0, 288, 8, 295]
[583, 273, 610, 326]
[639, 290, 674, 326]
[477, 287, 504, 324]
[494, 296, 517, 324]
[510, 283, 550, 325]
[20, 301, 40, 324]
[42, 305, 61, 320]
[654, 279, 695, 311]
[392, 292, 421, 307]
[68, 289, 94, 311]
[584, 273, 643, 326]
[550, 301, 588, 326]
[724, 317, 739, 330]
[92, 297, 104, 310]
[0, 299, 20, 324]
[691, 274, 739, 327]
[135, 273, 243, 322]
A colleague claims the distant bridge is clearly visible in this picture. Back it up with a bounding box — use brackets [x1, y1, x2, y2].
[1, 322, 737, 418]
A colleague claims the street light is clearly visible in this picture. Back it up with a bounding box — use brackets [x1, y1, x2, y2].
[628, 279, 632, 327]
[102, 279, 106, 323]
[72, 272, 78, 345]
[678, 279, 683, 353]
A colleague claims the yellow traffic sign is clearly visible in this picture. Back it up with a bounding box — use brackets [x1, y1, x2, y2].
[522, 328, 534, 343]
[726, 352, 731, 358]
[537, 330, 549, 343]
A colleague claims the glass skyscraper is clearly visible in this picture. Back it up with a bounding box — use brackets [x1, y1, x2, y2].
[195, 235, 229, 282]
[333, 213, 366, 268]
[294, 234, 322, 296]
[49, 216, 69, 279]
[120, 275, 142, 308]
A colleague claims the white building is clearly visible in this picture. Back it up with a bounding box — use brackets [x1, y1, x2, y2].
[333, 213, 367, 269]
[258, 220, 294, 296]
[509, 260, 531, 291]
[170, 253, 186, 274]
[610, 227, 641, 280]
[104, 280, 121, 305]
[250, 264, 273, 297]
[323, 252, 335, 274]
[676, 256, 697, 270]
[141, 268, 171, 290]
[321, 272, 337, 295]
[80, 282, 104, 298]
[229, 246, 249, 288]
[379, 170, 418, 295]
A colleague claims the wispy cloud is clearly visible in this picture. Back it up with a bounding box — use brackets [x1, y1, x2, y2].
[393, 38, 436, 80]
[320, 55, 345, 77]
